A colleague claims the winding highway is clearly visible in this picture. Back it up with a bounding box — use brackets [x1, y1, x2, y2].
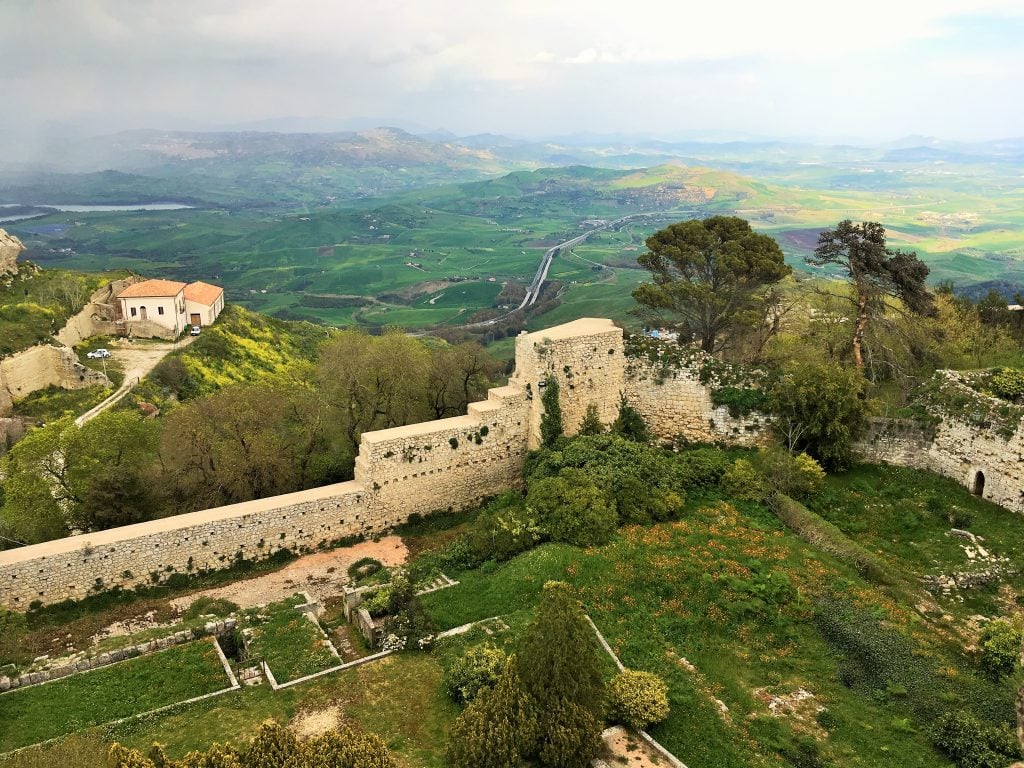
[469, 210, 702, 328]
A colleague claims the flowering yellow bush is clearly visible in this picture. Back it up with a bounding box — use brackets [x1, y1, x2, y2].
[608, 669, 670, 730]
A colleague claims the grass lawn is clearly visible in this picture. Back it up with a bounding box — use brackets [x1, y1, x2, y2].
[0, 639, 230, 753]
[242, 596, 339, 684]
[106, 653, 457, 767]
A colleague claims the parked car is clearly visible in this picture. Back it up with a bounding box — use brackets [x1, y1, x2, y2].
[86, 348, 111, 359]
[190, 325, 202, 336]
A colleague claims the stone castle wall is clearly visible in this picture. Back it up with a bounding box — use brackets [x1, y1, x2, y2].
[857, 415, 1024, 514]
[34, 317, 1024, 611]
[623, 357, 766, 446]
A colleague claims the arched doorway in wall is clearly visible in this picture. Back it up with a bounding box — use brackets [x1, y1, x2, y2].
[972, 470, 985, 497]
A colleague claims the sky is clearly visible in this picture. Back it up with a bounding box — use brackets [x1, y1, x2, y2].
[1, 0, 1023, 143]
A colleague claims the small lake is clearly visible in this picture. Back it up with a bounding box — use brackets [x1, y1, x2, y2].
[0, 202, 194, 223]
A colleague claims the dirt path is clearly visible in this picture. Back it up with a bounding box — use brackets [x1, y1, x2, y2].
[170, 535, 409, 611]
[76, 337, 195, 425]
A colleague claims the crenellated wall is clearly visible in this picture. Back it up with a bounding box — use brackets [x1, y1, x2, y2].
[0, 318, 775, 610]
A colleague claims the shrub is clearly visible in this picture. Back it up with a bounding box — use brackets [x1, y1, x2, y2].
[526, 469, 617, 547]
[182, 597, 239, 621]
[721, 459, 770, 503]
[526, 434, 686, 525]
[362, 587, 393, 617]
[978, 619, 1022, 680]
[756, 449, 826, 501]
[347, 557, 384, 583]
[712, 386, 767, 417]
[931, 710, 1021, 768]
[443, 642, 508, 703]
[466, 494, 541, 562]
[674, 447, 730, 489]
[577, 403, 605, 436]
[540, 375, 564, 447]
[769, 361, 868, 470]
[608, 669, 671, 730]
[990, 368, 1024, 402]
[611, 393, 650, 442]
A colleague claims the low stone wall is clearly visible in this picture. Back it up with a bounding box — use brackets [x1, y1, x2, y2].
[0, 618, 237, 693]
[857, 414, 1024, 514]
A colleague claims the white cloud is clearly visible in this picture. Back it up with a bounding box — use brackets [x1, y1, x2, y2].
[0, 0, 1021, 139]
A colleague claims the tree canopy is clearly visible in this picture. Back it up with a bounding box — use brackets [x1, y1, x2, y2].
[809, 220, 932, 369]
[633, 216, 791, 353]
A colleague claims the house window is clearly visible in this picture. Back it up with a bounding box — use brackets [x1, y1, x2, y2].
[130, 307, 137, 317]
[158, 306, 165, 316]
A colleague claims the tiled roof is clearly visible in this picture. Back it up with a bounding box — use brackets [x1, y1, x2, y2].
[117, 279, 187, 299]
[184, 281, 224, 306]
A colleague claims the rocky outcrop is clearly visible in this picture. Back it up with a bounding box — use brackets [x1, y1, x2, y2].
[0, 228, 25, 278]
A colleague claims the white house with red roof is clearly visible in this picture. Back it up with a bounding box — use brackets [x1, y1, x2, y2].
[117, 279, 224, 337]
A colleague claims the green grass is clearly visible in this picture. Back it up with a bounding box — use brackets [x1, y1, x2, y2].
[241, 596, 338, 683]
[0, 269, 117, 357]
[419, 459, 1024, 768]
[105, 653, 457, 767]
[11, 384, 112, 421]
[0, 639, 230, 753]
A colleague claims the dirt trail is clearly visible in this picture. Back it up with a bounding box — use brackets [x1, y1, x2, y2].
[76, 337, 195, 425]
[170, 535, 408, 611]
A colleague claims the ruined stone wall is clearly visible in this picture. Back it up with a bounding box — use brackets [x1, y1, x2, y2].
[857, 416, 1024, 513]
[0, 482, 371, 608]
[0, 344, 109, 413]
[0, 317, 776, 609]
[14, 318, 1024, 610]
[623, 355, 767, 446]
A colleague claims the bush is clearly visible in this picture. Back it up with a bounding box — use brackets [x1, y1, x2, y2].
[466, 493, 541, 563]
[347, 557, 384, 583]
[526, 469, 617, 547]
[526, 435, 686, 525]
[611, 393, 650, 442]
[712, 386, 767, 417]
[721, 459, 770, 503]
[769, 361, 868, 470]
[608, 669, 671, 730]
[931, 710, 1021, 768]
[540, 375, 564, 447]
[578, 403, 605, 436]
[182, 597, 239, 621]
[674, 447, 731, 489]
[990, 368, 1024, 402]
[978, 619, 1022, 680]
[756, 449, 826, 501]
[443, 642, 508, 703]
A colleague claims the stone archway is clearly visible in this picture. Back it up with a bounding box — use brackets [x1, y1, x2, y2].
[972, 470, 986, 497]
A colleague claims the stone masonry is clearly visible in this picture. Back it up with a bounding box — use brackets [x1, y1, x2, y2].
[0, 317, 777, 609]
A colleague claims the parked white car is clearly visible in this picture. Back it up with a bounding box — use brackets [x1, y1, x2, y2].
[86, 348, 111, 359]
[190, 325, 202, 336]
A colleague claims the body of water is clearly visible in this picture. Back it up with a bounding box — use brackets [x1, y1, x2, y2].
[0, 202, 193, 223]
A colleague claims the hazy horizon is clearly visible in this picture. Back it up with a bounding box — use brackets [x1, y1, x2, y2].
[2, 0, 1023, 145]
